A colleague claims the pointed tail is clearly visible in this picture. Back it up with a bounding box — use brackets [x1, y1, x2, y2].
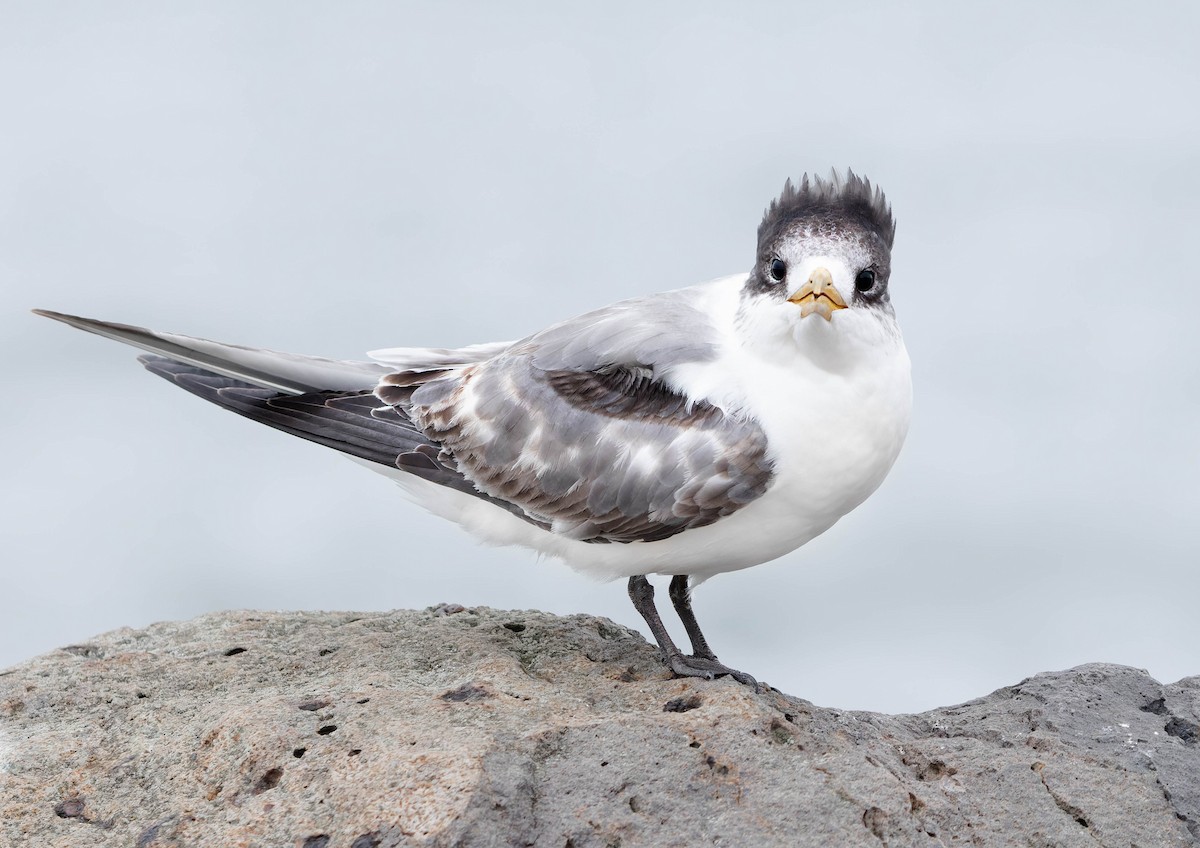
[34, 309, 388, 394]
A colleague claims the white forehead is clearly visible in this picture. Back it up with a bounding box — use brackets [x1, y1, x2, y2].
[777, 226, 877, 272]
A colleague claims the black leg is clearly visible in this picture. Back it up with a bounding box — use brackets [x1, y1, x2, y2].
[627, 575, 685, 660]
[668, 575, 717, 660]
[628, 576, 759, 689]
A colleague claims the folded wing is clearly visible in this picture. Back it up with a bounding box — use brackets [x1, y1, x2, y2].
[399, 292, 775, 543]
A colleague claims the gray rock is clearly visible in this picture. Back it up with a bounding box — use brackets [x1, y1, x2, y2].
[0, 607, 1196, 847]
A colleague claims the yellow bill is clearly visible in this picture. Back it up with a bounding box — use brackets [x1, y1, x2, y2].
[787, 267, 847, 321]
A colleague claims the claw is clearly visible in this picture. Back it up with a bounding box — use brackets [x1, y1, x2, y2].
[667, 653, 759, 690]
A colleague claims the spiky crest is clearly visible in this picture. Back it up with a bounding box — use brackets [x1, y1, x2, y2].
[758, 169, 895, 249]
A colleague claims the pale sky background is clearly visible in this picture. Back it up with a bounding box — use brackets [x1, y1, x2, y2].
[2, 3, 1197, 714]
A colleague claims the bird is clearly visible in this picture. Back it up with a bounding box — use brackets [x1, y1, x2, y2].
[36, 169, 911, 689]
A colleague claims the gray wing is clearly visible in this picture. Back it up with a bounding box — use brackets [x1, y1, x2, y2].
[392, 291, 774, 543]
[367, 340, 516, 371]
[43, 296, 772, 543]
[525, 291, 720, 371]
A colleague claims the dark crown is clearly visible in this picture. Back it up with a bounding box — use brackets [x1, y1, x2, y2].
[758, 169, 895, 250]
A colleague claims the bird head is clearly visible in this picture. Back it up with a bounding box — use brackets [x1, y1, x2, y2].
[738, 170, 898, 359]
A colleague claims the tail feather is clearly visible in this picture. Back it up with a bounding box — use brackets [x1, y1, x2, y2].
[35, 309, 388, 394]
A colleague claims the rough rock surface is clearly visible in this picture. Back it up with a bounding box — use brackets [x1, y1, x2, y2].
[0, 607, 1196, 848]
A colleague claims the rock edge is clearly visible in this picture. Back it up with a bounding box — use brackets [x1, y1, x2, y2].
[1, 607, 1197, 847]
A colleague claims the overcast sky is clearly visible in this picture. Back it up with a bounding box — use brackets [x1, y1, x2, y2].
[2, 2, 1197, 713]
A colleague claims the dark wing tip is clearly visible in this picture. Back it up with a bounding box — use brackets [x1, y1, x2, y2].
[33, 308, 75, 322]
[32, 308, 154, 338]
[33, 308, 101, 325]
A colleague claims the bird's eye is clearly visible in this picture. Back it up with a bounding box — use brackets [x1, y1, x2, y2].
[769, 258, 787, 283]
[855, 269, 876, 293]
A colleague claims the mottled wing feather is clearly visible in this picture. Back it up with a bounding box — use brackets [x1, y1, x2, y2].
[545, 367, 724, 423]
[402, 294, 774, 544]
